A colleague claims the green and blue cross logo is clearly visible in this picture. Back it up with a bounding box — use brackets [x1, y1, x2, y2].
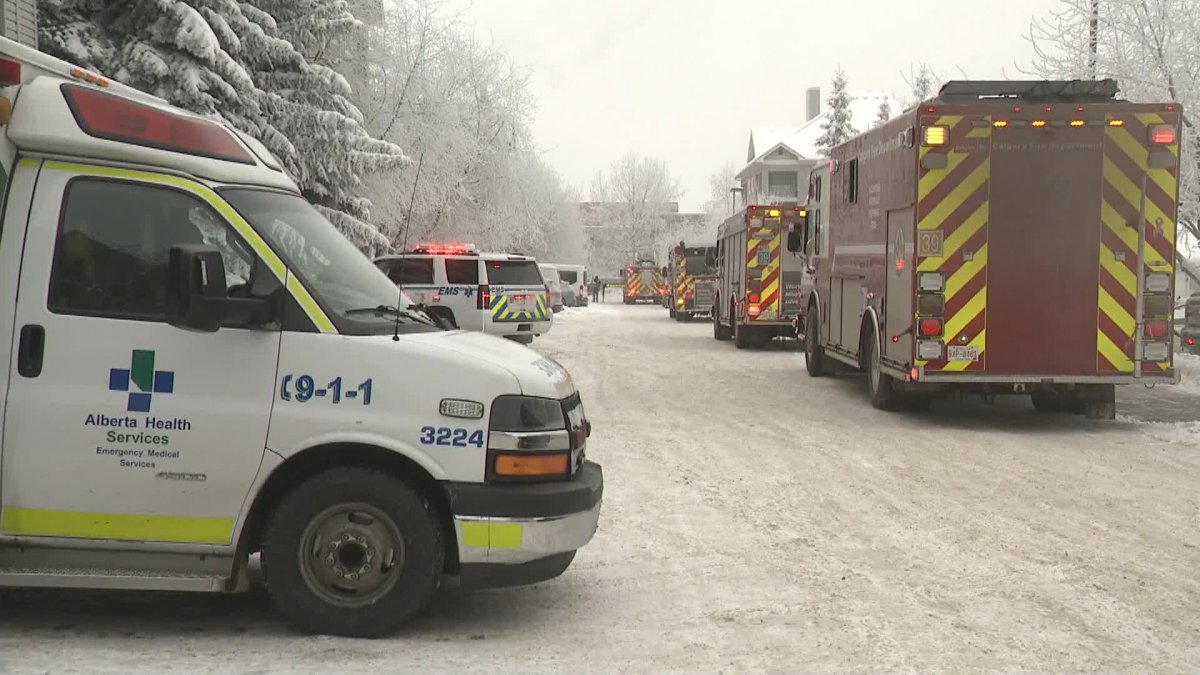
[109, 349, 174, 413]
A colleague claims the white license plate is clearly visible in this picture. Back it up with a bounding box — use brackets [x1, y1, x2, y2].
[946, 345, 979, 362]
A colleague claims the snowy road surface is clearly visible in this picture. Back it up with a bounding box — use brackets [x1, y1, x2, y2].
[4, 298, 1200, 672]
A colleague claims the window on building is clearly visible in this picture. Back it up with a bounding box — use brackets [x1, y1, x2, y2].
[768, 171, 798, 199]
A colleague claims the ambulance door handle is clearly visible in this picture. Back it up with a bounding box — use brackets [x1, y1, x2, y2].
[17, 324, 45, 378]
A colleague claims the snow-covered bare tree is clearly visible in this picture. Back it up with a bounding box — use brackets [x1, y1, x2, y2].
[815, 68, 857, 155]
[38, 0, 407, 250]
[875, 99, 893, 127]
[701, 162, 739, 231]
[904, 62, 941, 106]
[588, 153, 682, 264]
[1026, 0, 1200, 276]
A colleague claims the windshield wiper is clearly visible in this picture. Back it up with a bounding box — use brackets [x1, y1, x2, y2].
[344, 304, 435, 326]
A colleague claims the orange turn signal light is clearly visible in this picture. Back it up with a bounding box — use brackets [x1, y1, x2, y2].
[494, 453, 569, 477]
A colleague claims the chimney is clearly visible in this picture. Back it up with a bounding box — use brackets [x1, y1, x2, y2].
[806, 87, 821, 122]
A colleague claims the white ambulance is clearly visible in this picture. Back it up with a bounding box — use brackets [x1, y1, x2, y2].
[374, 245, 554, 343]
[0, 37, 602, 638]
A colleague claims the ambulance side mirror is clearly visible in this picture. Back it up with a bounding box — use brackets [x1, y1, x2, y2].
[167, 245, 273, 332]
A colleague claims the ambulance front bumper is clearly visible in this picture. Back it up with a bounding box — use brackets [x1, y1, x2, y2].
[445, 460, 603, 589]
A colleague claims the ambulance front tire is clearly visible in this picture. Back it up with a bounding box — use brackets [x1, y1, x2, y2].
[261, 467, 444, 638]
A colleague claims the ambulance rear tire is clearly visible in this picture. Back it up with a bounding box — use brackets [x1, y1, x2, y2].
[261, 467, 444, 638]
[865, 328, 899, 411]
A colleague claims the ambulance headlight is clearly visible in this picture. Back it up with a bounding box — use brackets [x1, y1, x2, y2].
[489, 396, 565, 432]
[487, 395, 570, 481]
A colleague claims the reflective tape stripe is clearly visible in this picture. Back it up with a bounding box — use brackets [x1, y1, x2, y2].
[35, 159, 338, 334]
[1, 507, 233, 544]
[460, 520, 522, 549]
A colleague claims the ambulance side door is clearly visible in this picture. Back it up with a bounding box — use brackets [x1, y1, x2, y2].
[0, 162, 280, 546]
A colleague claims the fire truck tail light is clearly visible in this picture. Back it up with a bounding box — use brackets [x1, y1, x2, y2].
[922, 125, 948, 146]
[1150, 124, 1177, 145]
[917, 293, 945, 315]
[917, 271, 945, 292]
[1146, 272, 1171, 293]
[917, 340, 943, 360]
[1144, 319, 1169, 339]
[747, 304, 761, 318]
[1187, 336, 1195, 346]
[918, 318, 943, 337]
[748, 291, 760, 304]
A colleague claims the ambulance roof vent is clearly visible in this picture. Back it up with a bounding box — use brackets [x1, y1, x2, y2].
[935, 79, 1121, 104]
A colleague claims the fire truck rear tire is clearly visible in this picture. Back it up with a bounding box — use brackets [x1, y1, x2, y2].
[865, 328, 899, 411]
[734, 319, 752, 349]
[675, 311, 689, 322]
[805, 306, 833, 377]
[713, 304, 732, 341]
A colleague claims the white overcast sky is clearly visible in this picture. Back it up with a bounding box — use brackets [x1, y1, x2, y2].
[458, 0, 1057, 212]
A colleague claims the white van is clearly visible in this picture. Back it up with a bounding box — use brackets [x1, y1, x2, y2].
[555, 264, 588, 307]
[374, 246, 553, 343]
[0, 38, 602, 638]
[538, 263, 565, 313]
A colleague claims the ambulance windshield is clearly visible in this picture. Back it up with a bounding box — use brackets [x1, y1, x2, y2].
[220, 188, 427, 332]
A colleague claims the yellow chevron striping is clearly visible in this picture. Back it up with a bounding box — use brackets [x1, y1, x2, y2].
[1102, 158, 1173, 249]
[1098, 285, 1136, 335]
[1107, 126, 1177, 198]
[761, 276, 780, 302]
[918, 150, 969, 196]
[1098, 239, 1137, 295]
[1099, 199, 1168, 268]
[917, 160, 989, 231]
[1097, 330, 1134, 372]
[944, 285, 986, 341]
[917, 200, 988, 272]
[944, 243, 987, 299]
[942, 328, 987, 372]
[966, 127, 991, 139]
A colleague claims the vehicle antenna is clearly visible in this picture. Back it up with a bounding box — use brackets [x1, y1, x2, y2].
[393, 151, 425, 341]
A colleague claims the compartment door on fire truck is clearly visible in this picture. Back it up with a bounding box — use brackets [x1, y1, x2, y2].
[0, 162, 279, 545]
[885, 207, 915, 362]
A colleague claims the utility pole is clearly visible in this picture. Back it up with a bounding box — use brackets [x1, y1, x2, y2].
[1088, 0, 1099, 78]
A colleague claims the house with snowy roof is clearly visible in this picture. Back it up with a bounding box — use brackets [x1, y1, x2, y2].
[736, 88, 905, 206]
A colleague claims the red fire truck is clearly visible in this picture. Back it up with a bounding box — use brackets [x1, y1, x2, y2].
[713, 204, 809, 348]
[790, 80, 1182, 418]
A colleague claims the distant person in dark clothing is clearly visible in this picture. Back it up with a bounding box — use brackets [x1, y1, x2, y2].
[591, 275, 601, 303]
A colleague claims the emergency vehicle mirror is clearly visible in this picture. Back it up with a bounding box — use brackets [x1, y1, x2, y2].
[167, 245, 273, 332]
[167, 245, 227, 332]
[786, 227, 803, 253]
[804, 238, 815, 258]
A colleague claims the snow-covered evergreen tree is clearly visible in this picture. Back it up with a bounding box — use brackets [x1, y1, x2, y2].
[874, 99, 892, 128]
[38, 0, 405, 250]
[815, 68, 857, 156]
